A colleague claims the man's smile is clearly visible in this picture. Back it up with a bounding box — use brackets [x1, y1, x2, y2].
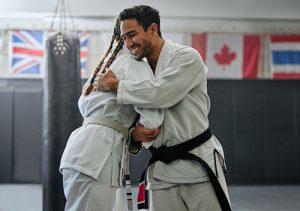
[131, 45, 140, 54]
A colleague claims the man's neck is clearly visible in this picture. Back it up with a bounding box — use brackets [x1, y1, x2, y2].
[147, 38, 165, 73]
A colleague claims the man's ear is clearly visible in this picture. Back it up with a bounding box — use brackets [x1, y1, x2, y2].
[149, 23, 159, 35]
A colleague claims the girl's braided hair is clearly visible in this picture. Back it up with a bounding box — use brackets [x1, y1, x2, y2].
[83, 18, 124, 96]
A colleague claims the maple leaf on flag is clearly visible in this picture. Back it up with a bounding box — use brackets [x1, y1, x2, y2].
[214, 44, 236, 66]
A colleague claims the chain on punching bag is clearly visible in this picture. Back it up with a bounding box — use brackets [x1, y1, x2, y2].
[43, 31, 82, 211]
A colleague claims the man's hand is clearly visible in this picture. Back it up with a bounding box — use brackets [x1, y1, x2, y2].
[96, 69, 119, 92]
[132, 123, 160, 142]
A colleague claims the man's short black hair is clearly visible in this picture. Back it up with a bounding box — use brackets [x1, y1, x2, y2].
[119, 5, 162, 37]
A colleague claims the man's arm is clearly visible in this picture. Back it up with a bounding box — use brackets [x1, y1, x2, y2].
[99, 48, 206, 108]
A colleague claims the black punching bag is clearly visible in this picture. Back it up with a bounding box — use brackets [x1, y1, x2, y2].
[43, 31, 82, 211]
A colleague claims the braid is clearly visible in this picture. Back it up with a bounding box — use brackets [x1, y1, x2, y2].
[104, 40, 124, 70]
[83, 17, 122, 96]
[83, 33, 116, 96]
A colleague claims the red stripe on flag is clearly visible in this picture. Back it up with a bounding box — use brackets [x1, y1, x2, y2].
[15, 31, 35, 46]
[80, 51, 87, 57]
[13, 60, 37, 74]
[13, 47, 44, 57]
[273, 73, 300, 79]
[192, 33, 206, 62]
[243, 35, 260, 79]
[271, 35, 300, 42]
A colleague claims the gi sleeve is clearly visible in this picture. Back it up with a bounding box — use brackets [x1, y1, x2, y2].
[124, 60, 164, 153]
[117, 48, 207, 108]
[135, 106, 164, 148]
[124, 60, 164, 129]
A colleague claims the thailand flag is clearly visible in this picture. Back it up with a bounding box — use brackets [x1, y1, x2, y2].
[270, 35, 300, 79]
[10, 30, 44, 75]
[78, 31, 90, 78]
[192, 33, 260, 79]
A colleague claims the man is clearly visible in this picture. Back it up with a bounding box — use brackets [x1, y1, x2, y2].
[98, 5, 231, 211]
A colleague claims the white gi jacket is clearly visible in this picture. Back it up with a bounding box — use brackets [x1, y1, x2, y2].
[117, 40, 226, 190]
[59, 47, 163, 188]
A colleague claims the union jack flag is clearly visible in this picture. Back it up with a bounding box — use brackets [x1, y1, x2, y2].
[78, 31, 90, 78]
[10, 30, 45, 76]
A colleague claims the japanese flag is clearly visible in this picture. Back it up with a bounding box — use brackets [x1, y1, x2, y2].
[192, 33, 260, 79]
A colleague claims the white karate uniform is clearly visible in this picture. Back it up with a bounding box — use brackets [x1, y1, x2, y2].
[117, 40, 230, 210]
[59, 47, 163, 211]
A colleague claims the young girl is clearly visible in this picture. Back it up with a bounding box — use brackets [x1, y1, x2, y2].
[60, 18, 163, 211]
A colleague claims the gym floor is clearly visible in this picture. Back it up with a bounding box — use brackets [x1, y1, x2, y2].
[0, 184, 299, 211]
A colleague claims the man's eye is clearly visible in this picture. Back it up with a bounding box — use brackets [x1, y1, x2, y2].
[129, 34, 136, 38]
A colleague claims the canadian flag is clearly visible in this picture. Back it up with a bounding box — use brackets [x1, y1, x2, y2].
[192, 33, 260, 79]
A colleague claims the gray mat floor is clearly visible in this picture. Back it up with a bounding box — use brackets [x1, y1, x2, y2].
[0, 184, 300, 211]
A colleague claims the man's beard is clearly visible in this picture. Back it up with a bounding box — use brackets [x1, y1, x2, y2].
[134, 40, 153, 61]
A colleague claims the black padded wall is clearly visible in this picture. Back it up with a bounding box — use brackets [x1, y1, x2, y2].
[0, 87, 43, 183]
[208, 80, 300, 184]
[0, 79, 300, 185]
[0, 88, 14, 182]
[13, 89, 43, 182]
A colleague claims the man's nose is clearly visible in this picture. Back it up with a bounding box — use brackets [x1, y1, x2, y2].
[125, 38, 133, 49]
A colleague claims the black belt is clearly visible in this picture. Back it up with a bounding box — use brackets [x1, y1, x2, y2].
[137, 128, 232, 211]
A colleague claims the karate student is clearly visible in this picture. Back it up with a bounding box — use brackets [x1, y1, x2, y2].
[59, 18, 163, 211]
[97, 5, 231, 211]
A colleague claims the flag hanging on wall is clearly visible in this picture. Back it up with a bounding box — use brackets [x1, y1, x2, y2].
[9, 30, 45, 76]
[192, 33, 260, 79]
[78, 31, 90, 78]
[270, 35, 300, 79]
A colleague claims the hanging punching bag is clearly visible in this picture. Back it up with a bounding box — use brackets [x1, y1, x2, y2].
[43, 31, 82, 211]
